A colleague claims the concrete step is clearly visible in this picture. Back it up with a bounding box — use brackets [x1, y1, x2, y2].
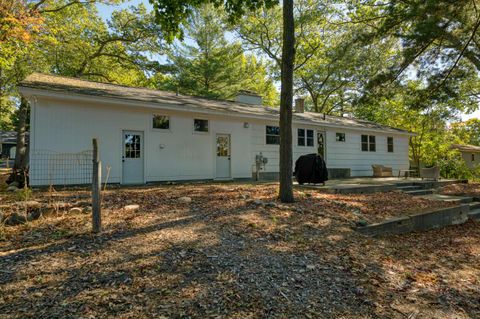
[468, 209, 480, 221]
[397, 185, 423, 191]
[419, 194, 473, 204]
[469, 202, 480, 210]
[404, 189, 435, 196]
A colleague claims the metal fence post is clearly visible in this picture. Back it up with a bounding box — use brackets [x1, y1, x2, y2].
[92, 138, 102, 233]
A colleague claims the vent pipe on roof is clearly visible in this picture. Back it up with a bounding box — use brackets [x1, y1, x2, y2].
[294, 98, 305, 113]
[236, 90, 262, 105]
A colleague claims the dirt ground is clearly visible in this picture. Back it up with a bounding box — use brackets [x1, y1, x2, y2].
[0, 178, 479, 318]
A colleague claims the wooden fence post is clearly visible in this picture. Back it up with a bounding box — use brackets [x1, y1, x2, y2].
[92, 138, 102, 233]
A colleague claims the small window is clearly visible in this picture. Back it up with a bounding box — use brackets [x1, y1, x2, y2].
[266, 125, 280, 145]
[361, 135, 369, 152]
[361, 135, 376, 152]
[298, 129, 314, 146]
[306, 129, 314, 146]
[336, 132, 345, 142]
[387, 137, 394, 153]
[298, 129, 305, 146]
[369, 135, 376, 152]
[153, 115, 169, 129]
[472, 154, 475, 162]
[194, 119, 208, 132]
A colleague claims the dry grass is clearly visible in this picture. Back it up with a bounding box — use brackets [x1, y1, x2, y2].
[0, 178, 479, 318]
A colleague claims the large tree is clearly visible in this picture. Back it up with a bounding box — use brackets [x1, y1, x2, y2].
[162, 4, 277, 103]
[149, 0, 296, 202]
[3, 0, 165, 181]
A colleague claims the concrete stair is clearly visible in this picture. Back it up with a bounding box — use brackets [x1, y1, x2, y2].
[396, 185, 422, 191]
[403, 189, 435, 196]
[469, 202, 480, 210]
[420, 194, 474, 204]
[468, 209, 480, 221]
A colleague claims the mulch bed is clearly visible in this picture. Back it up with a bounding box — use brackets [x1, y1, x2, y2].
[0, 180, 479, 318]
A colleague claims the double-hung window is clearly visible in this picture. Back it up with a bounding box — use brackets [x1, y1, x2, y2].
[361, 135, 376, 152]
[298, 129, 314, 146]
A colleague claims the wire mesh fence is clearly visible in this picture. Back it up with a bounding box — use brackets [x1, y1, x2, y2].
[30, 150, 93, 186]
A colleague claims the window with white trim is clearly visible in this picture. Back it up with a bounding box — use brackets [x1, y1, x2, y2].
[266, 126, 280, 145]
[336, 132, 345, 142]
[361, 135, 376, 152]
[153, 115, 170, 129]
[387, 137, 394, 153]
[298, 129, 314, 146]
[194, 119, 209, 132]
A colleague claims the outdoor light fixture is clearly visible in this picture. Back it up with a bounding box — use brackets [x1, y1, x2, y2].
[244, 122, 250, 128]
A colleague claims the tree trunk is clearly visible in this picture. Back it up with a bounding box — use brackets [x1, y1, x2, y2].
[13, 97, 29, 172]
[279, 0, 295, 203]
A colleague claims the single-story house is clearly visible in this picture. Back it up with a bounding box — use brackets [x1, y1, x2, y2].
[451, 144, 480, 168]
[19, 73, 413, 186]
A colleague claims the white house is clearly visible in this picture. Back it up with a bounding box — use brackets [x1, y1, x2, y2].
[19, 73, 413, 186]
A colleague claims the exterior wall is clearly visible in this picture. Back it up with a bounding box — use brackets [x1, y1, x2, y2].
[30, 98, 253, 186]
[325, 129, 410, 176]
[29, 95, 411, 185]
[250, 123, 410, 177]
[461, 151, 480, 169]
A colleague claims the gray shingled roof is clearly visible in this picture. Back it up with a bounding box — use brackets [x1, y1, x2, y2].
[451, 143, 480, 152]
[19, 73, 412, 135]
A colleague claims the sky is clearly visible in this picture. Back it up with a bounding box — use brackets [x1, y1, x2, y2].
[96, 0, 151, 21]
[96, 1, 479, 122]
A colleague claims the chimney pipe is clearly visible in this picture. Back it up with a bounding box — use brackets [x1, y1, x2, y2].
[294, 98, 305, 113]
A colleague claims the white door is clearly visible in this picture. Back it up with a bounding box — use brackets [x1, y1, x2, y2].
[122, 131, 144, 184]
[215, 134, 231, 179]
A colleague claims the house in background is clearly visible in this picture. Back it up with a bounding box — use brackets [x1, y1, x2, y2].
[451, 144, 480, 169]
[19, 73, 414, 186]
[1, 131, 18, 159]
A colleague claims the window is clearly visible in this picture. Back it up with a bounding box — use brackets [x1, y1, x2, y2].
[124, 134, 141, 158]
[306, 129, 314, 146]
[266, 126, 280, 145]
[194, 119, 208, 132]
[361, 135, 376, 152]
[361, 135, 368, 151]
[369, 135, 376, 152]
[387, 137, 394, 153]
[298, 129, 305, 146]
[472, 154, 475, 162]
[153, 115, 169, 129]
[298, 129, 314, 146]
[336, 132, 346, 142]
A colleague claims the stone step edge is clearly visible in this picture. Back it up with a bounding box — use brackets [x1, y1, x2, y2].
[357, 204, 470, 237]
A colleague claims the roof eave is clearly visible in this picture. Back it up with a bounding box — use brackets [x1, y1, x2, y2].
[19, 85, 415, 136]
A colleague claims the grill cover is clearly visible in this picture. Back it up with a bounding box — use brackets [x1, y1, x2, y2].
[294, 153, 328, 184]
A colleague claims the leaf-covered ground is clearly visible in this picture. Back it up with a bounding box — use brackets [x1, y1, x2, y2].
[441, 182, 480, 198]
[0, 180, 479, 318]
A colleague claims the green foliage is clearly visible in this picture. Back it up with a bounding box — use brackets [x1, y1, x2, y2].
[148, 0, 278, 41]
[438, 151, 473, 180]
[160, 4, 278, 104]
[451, 119, 480, 146]
[15, 187, 32, 202]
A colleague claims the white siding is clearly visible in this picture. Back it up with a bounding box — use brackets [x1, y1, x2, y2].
[29, 96, 411, 185]
[325, 130, 409, 176]
[30, 98, 253, 186]
[461, 151, 480, 168]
